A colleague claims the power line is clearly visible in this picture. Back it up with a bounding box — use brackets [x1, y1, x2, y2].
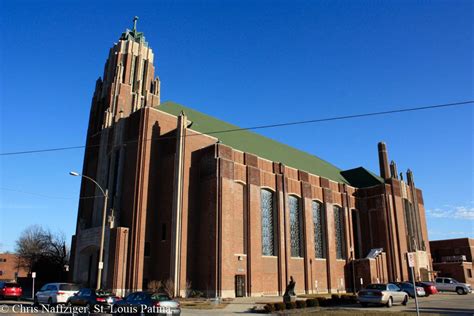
[1, 100, 472, 157]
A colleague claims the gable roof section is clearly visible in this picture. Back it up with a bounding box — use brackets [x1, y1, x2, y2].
[156, 101, 381, 186]
[340, 167, 384, 188]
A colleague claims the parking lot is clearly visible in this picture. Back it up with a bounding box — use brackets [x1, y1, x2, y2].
[182, 293, 474, 315]
[0, 293, 472, 315]
[333, 293, 474, 315]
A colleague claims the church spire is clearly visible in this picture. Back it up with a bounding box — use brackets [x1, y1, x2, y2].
[87, 18, 160, 132]
[120, 16, 146, 45]
[133, 16, 138, 32]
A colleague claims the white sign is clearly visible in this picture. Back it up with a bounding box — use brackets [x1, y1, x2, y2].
[407, 253, 416, 268]
[360, 277, 363, 285]
[98, 262, 104, 269]
[31, 272, 36, 278]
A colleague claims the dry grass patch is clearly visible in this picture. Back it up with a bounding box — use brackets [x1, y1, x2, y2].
[179, 299, 230, 310]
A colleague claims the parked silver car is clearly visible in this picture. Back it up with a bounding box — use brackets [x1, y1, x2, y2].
[358, 283, 409, 308]
[34, 283, 80, 305]
[435, 277, 472, 295]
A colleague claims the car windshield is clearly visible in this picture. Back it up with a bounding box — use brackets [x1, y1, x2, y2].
[59, 284, 80, 291]
[5, 283, 19, 288]
[151, 293, 171, 301]
[366, 284, 386, 290]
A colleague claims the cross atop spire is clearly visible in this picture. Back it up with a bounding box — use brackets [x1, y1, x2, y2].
[119, 16, 147, 46]
[133, 16, 138, 32]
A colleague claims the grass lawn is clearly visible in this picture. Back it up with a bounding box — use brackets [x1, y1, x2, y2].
[178, 298, 230, 309]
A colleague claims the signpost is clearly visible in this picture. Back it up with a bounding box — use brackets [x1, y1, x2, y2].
[31, 272, 36, 300]
[407, 253, 420, 316]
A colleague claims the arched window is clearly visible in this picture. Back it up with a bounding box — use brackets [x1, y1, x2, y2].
[289, 195, 303, 257]
[312, 201, 326, 258]
[333, 206, 346, 259]
[261, 189, 276, 256]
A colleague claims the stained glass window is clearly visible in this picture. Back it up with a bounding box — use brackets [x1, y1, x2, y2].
[261, 189, 276, 256]
[289, 195, 303, 257]
[312, 201, 326, 258]
[334, 206, 346, 259]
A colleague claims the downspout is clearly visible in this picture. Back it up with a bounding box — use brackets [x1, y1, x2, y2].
[280, 163, 289, 284]
[246, 165, 251, 296]
[215, 144, 221, 299]
[345, 188, 356, 293]
[171, 111, 186, 297]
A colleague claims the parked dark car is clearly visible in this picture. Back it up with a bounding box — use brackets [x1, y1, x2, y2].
[394, 282, 426, 298]
[0, 282, 22, 300]
[66, 288, 121, 312]
[113, 291, 181, 315]
[416, 281, 438, 296]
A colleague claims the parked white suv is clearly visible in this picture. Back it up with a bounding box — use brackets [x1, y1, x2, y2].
[435, 277, 472, 295]
[34, 283, 80, 305]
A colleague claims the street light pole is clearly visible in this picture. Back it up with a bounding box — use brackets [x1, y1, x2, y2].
[70, 171, 108, 290]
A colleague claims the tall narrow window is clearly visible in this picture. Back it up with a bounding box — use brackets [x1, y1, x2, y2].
[351, 209, 361, 259]
[261, 189, 276, 256]
[130, 56, 136, 85]
[312, 201, 326, 258]
[289, 195, 303, 257]
[403, 199, 415, 251]
[334, 206, 346, 259]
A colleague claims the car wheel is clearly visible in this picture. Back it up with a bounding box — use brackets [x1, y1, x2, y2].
[360, 302, 368, 307]
[386, 297, 393, 308]
[402, 295, 408, 306]
[33, 297, 39, 306]
[456, 287, 465, 295]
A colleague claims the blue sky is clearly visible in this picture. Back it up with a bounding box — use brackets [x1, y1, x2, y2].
[0, 0, 472, 252]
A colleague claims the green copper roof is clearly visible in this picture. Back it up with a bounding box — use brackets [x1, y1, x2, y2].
[157, 101, 381, 186]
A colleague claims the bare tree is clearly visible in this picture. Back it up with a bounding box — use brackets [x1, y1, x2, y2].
[147, 280, 162, 292]
[15, 225, 69, 274]
[45, 231, 69, 267]
[15, 225, 50, 272]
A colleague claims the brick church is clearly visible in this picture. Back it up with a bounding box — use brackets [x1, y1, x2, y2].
[70, 20, 433, 297]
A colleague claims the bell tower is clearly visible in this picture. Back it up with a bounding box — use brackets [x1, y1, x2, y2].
[88, 16, 160, 134]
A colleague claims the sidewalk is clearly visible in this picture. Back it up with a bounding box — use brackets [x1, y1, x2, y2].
[181, 296, 282, 315]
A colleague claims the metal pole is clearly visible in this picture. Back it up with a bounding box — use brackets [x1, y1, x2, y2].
[31, 276, 35, 300]
[351, 251, 356, 294]
[96, 190, 108, 290]
[411, 266, 420, 316]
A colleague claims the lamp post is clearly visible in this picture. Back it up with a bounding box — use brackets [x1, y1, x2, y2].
[70, 171, 108, 290]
